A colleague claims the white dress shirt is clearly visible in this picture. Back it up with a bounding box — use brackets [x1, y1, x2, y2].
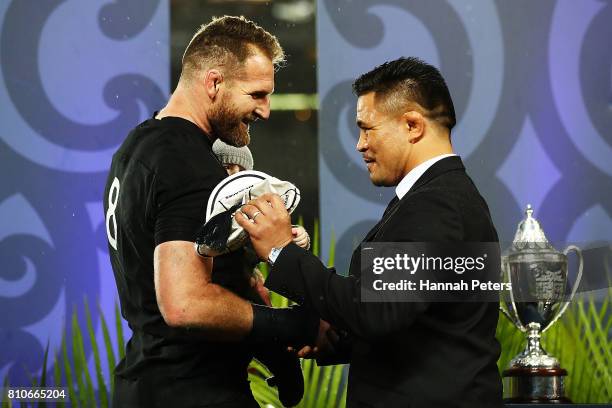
[395, 154, 457, 199]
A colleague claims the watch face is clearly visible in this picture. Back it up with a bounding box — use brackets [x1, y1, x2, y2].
[268, 247, 282, 264]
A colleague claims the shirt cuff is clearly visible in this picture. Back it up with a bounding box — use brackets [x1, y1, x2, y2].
[266, 243, 308, 304]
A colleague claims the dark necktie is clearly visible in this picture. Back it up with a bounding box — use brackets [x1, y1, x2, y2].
[383, 195, 400, 216]
[363, 195, 401, 242]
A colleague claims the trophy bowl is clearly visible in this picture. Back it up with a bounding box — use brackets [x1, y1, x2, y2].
[500, 205, 583, 403]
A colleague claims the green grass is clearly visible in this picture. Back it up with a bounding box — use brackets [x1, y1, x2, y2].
[2, 374, 11, 408]
[0, 301, 126, 408]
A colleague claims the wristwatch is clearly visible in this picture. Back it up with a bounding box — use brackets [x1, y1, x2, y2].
[267, 246, 284, 266]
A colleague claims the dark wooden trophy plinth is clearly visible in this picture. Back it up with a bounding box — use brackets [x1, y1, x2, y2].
[503, 366, 572, 404]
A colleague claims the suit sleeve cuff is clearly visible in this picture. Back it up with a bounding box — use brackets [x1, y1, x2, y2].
[266, 242, 308, 304]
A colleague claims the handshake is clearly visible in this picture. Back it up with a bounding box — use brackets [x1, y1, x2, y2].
[249, 305, 349, 407]
[246, 228, 340, 407]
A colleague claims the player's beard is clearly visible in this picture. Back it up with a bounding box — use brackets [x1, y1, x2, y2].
[209, 94, 251, 147]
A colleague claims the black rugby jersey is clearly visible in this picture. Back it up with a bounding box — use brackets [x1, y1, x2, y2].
[103, 115, 257, 407]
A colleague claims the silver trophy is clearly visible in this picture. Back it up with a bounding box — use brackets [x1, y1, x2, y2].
[500, 205, 583, 403]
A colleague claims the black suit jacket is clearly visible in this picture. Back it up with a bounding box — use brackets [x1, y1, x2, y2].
[267, 156, 503, 407]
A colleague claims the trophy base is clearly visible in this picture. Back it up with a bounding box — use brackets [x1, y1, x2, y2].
[503, 367, 570, 404]
[503, 398, 572, 404]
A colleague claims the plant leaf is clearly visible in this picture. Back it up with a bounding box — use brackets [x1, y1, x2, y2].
[98, 302, 116, 397]
[53, 346, 64, 408]
[114, 302, 125, 360]
[312, 219, 319, 258]
[2, 375, 11, 408]
[85, 298, 108, 408]
[327, 229, 335, 268]
[72, 307, 95, 407]
[61, 331, 77, 407]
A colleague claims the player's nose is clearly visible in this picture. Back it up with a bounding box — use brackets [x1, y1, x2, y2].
[254, 97, 270, 120]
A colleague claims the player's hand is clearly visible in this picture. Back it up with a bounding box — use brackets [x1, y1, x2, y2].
[250, 267, 271, 306]
[235, 193, 293, 261]
[292, 226, 310, 250]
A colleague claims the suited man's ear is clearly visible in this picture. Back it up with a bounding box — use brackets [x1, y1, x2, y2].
[402, 111, 425, 144]
[204, 69, 223, 100]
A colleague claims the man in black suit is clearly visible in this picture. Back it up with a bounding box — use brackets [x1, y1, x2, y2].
[237, 57, 503, 407]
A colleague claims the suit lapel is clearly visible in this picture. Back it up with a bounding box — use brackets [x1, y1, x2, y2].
[363, 156, 466, 243]
[410, 155, 465, 192]
[350, 156, 467, 277]
[362, 195, 399, 242]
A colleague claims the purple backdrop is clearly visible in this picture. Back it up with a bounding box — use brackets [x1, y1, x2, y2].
[316, 0, 612, 277]
[0, 0, 169, 388]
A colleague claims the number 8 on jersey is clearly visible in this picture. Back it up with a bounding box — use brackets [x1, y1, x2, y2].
[106, 177, 120, 250]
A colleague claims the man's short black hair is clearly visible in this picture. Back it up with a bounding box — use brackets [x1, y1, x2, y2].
[352, 57, 456, 131]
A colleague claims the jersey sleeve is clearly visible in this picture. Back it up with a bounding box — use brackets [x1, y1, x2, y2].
[151, 138, 224, 246]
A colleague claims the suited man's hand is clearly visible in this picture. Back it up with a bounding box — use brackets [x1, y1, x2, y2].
[236, 193, 293, 261]
[290, 319, 333, 359]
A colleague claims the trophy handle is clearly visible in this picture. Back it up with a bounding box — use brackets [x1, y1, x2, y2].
[499, 302, 522, 327]
[501, 255, 526, 331]
[542, 245, 584, 333]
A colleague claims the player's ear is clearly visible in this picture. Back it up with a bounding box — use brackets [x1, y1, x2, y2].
[402, 110, 425, 144]
[204, 69, 223, 100]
